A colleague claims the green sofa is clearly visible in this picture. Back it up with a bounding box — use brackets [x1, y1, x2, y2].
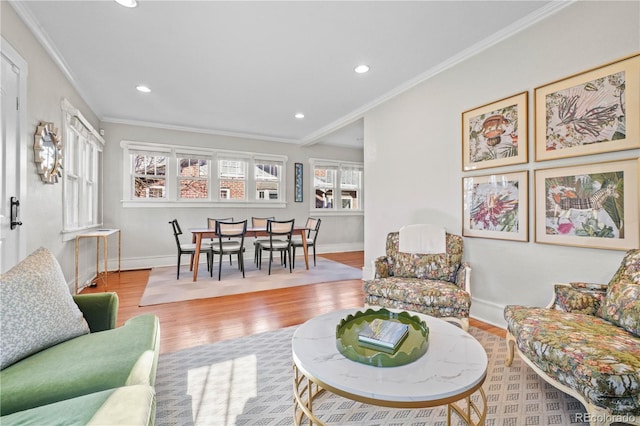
[0, 247, 160, 425]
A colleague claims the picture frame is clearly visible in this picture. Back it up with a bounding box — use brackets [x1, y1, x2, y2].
[535, 158, 639, 250]
[294, 163, 303, 202]
[462, 92, 528, 171]
[462, 171, 528, 242]
[535, 53, 640, 161]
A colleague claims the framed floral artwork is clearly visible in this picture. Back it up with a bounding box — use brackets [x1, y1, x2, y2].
[535, 158, 639, 250]
[462, 171, 528, 241]
[462, 92, 528, 171]
[535, 53, 640, 161]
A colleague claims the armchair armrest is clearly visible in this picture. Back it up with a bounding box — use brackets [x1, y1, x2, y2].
[547, 283, 607, 316]
[373, 256, 391, 278]
[454, 262, 471, 294]
[73, 292, 119, 333]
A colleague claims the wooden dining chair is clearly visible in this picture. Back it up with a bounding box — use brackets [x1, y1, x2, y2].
[292, 217, 321, 268]
[257, 219, 295, 275]
[251, 216, 275, 265]
[210, 219, 247, 280]
[169, 219, 214, 279]
[208, 217, 234, 265]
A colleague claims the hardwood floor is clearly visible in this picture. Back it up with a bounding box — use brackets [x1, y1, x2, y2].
[82, 251, 504, 354]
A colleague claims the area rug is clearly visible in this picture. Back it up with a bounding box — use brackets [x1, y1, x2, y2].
[154, 325, 593, 426]
[139, 257, 362, 306]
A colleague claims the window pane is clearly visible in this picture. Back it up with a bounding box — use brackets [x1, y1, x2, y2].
[135, 177, 166, 198]
[219, 159, 246, 200]
[256, 181, 279, 199]
[316, 188, 334, 208]
[179, 158, 208, 177]
[255, 161, 281, 201]
[134, 155, 166, 175]
[341, 190, 359, 209]
[180, 179, 208, 198]
[314, 167, 336, 208]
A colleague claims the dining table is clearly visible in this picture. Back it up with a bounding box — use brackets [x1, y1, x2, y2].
[189, 226, 310, 281]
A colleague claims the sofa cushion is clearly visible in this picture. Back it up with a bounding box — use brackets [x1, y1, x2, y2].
[0, 385, 155, 426]
[0, 247, 90, 370]
[601, 279, 640, 337]
[384, 232, 463, 282]
[504, 305, 640, 415]
[0, 314, 160, 415]
[363, 277, 471, 317]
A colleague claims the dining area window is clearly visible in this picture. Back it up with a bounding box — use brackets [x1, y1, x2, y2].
[120, 140, 288, 207]
[310, 159, 363, 212]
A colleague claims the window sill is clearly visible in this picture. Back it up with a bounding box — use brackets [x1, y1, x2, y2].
[121, 200, 288, 209]
[308, 209, 364, 217]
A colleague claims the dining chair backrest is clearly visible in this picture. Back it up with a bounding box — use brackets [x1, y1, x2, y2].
[252, 216, 274, 228]
[215, 219, 247, 238]
[208, 217, 233, 230]
[169, 219, 185, 248]
[305, 217, 321, 238]
[267, 218, 295, 237]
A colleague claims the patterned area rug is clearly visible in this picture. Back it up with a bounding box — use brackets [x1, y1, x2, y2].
[155, 324, 593, 425]
[140, 257, 362, 306]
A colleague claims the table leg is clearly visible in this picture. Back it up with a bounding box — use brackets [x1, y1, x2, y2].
[75, 237, 80, 294]
[104, 236, 109, 290]
[299, 229, 309, 270]
[193, 233, 202, 282]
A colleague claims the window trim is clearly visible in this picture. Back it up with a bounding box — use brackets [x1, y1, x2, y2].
[309, 158, 364, 214]
[120, 140, 288, 208]
[61, 99, 105, 241]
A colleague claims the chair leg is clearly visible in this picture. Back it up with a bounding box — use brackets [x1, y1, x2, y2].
[292, 245, 297, 269]
[177, 253, 181, 279]
[268, 251, 273, 275]
[312, 245, 316, 267]
[218, 253, 223, 280]
[287, 248, 292, 273]
[239, 252, 245, 278]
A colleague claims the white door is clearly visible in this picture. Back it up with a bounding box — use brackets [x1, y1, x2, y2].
[1, 37, 27, 273]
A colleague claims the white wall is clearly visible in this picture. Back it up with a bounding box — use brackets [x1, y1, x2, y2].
[363, 1, 640, 326]
[100, 122, 364, 270]
[1, 3, 102, 288]
[2, 2, 363, 290]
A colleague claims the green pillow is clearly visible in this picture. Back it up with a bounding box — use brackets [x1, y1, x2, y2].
[0, 247, 89, 369]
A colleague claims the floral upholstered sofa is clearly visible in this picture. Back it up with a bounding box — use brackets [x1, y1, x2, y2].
[363, 231, 471, 330]
[504, 249, 640, 425]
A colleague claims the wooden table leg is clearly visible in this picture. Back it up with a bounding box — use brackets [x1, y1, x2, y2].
[299, 229, 309, 270]
[193, 233, 202, 281]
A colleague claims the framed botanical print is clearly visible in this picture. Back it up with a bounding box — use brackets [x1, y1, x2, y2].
[535, 158, 639, 250]
[462, 171, 528, 241]
[535, 53, 640, 161]
[462, 92, 528, 171]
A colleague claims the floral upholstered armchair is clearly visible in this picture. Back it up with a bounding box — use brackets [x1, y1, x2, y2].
[504, 249, 640, 425]
[363, 231, 471, 331]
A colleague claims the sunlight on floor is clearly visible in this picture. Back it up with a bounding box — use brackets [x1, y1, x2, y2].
[187, 355, 257, 425]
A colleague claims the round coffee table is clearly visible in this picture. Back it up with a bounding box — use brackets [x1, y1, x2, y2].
[292, 308, 487, 425]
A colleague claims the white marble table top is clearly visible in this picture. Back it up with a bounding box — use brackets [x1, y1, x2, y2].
[291, 308, 487, 405]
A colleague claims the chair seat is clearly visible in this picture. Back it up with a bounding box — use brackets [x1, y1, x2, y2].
[212, 241, 243, 253]
[258, 240, 290, 250]
[292, 238, 313, 246]
[363, 277, 470, 315]
[180, 242, 213, 251]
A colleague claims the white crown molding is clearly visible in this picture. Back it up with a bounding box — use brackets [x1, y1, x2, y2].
[8, 0, 102, 117]
[12, 0, 574, 147]
[100, 116, 300, 144]
[301, 0, 576, 145]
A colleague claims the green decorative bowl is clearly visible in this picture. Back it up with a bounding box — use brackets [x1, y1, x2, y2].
[335, 308, 429, 367]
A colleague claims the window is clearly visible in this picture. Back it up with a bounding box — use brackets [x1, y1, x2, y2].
[178, 156, 208, 199]
[132, 153, 167, 198]
[311, 159, 363, 212]
[255, 159, 282, 201]
[218, 159, 246, 201]
[62, 99, 104, 235]
[120, 140, 287, 207]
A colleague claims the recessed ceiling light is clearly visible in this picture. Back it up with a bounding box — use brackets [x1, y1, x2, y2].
[294, 113, 305, 119]
[115, 0, 137, 7]
[354, 64, 370, 74]
[136, 85, 151, 93]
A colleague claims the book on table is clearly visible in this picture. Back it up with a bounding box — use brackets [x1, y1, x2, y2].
[358, 318, 409, 353]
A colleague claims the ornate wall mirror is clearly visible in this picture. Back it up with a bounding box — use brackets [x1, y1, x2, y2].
[34, 121, 63, 184]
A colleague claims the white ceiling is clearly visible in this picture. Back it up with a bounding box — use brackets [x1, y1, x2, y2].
[10, 0, 563, 148]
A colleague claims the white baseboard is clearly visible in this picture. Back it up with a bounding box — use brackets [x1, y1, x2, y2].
[102, 242, 364, 271]
[470, 297, 507, 328]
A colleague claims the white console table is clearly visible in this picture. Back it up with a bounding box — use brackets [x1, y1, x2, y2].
[75, 228, 121, 294]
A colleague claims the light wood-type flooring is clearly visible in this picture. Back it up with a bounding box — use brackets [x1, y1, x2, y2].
[82, 251, 505, 354]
